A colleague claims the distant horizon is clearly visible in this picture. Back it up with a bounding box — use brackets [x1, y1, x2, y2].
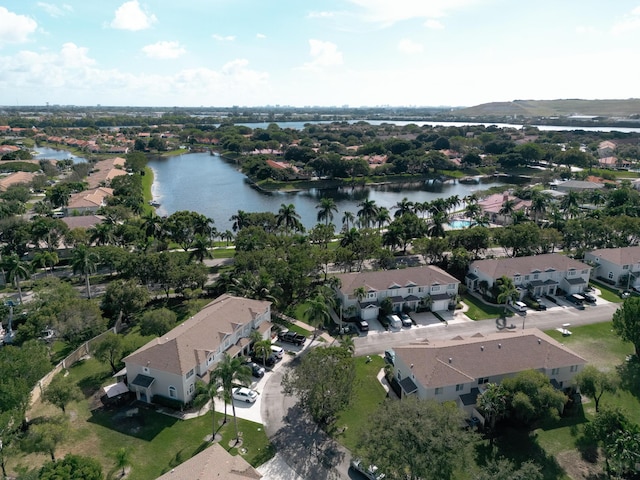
[3, 2, 640, 107]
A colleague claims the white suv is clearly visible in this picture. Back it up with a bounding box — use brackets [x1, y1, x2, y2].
[270, 344, 284, 359]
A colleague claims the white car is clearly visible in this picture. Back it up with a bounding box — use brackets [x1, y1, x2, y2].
[270, 344, 284, 359]
[232, 387, 258, 403]
[350, 458, 385, 480]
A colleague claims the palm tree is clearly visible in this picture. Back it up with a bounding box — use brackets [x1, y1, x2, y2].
[340, 335, 355, 354]
[113, 447, 131, 478]
[193, 376, 223, 441]
[142, 212, 165, 240]
[375, 207, 391, 232]
[477, 383, 508, 445]
[464, 202, 482, 225]
[393, 197, 414, 218]
[530, 191, 550, 224]
[221, 230, 234, 246]
[276, 203, 303, 235]
[2, 254, 31, 304]
[356, 199, 379, 229]
[560, 191, 582, 218]
[189, 233, 213, 263]
[341, 211, 355, 231]
[71, 244, 99, 299]
[496, 275, 518, 317]
[499, 198, 517, 222]
[253, 339, 272, 368]
[230, 210, 250, 232]
[32, 251, 59, 276]
[427, 211, 449, 238]
[210, 354, 252, 445]
[303, 294, 332, 332]
[316, 198, 338, 226]
[88, 222, 115, 246]
[340, 227, 361, 248]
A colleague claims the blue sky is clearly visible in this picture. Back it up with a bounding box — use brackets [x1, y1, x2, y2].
[1, 1, 640, 107]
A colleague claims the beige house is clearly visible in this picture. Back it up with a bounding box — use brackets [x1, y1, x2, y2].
[392, 329, 586, 417]
[0, 171, 38, 191]
[584, 246, 640, 289]
[478, 192, 531, 225]
[65, 187, 113, 216]
[124, 295, 272, 405]
[155, 443, 262, 479]
[333, 266, 460, 320]
[466, 253, 591, 298]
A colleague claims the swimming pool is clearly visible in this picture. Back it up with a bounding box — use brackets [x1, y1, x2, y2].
[448, 219, 472, 229]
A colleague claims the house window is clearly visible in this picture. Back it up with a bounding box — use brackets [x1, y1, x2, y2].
[397, 371, 402, 380]
[169, 386, 176, 398]
[551, 368, 559, 375]
[608, 272, 614, 280]
[524, 275, 530, 281]
[186, 369, 194, 379]
[435, 387, 443, 395]
[368, 292, 376, 299]
[188, 384, 194, 395]
[570, 365, 578, 372]
[408, 288, 413, 294]
[478, 377, 489, 385]
[533, 274, 539, 280]
[568, 270, 576, 276]
[623, 265, 629, 270]
[418, 287, 423, 293]
[448, 283, 456, 290]
[432, 285, 440, 292]
[455, 384, 464, 392]
[582, 269, 588, 274]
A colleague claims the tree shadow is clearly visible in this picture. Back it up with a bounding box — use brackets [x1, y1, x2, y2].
[78, 371, 112, 397]
[87, 403, 178, 441]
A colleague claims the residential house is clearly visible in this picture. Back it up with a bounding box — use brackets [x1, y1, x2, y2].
[584, 246, 640, 289]
[597, 140, 616, 158]
[123, 295, 272, 405]
[65, 187, 113, 216]
[155, 443, 262, 479]
[477, 192, 531, 225]
[554, 180, 605, 193]
[466, 253, 591, 298]
[86, 156, 128, 189]
[333, 266, 460, 320]
[0, 171, 38, 191]
[392, 329, 586, 418]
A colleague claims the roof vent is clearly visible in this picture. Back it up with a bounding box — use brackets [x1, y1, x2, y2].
[448, 357, 452, 363]
[498, 343, 502, 349]
[538, 338, 541, 344]
[410, 363, 414, 369]
[481, 346, 484, 351]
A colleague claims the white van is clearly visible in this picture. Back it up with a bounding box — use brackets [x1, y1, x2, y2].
[513, 301, 528, 312]
[387, 314, 402, 329]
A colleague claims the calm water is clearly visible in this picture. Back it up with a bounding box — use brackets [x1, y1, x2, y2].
[149, 153, 513, 231]
[33, 146, 86, 163]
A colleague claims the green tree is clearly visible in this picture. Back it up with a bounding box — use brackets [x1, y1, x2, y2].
[357, 396, 476, 480]
[23, 416, 68, 461]
[192, 377, 224, 441]
[71, 244, 98, 299]
[612, 296, 640, 358]
[253, 339, 273, 368]
[282, 346, 355, 429]
[502, 369, 567, 427]
[210, 353, 252, 444]
[189, 233, 213, 263]
[473, 457, 543, 480]
[139, 308, 176, 337]
[39, 454, 103, 480]
[276, 203, 303, 235]
[32, 250, 59, 276]
[303, 294, 332, 331]
[100, 279, 150, 324]
[2, 253, 31, 304]
[316, 198, 338, 226]
[356, 200, 379, 229]
[92, 332, 125, 374]
[495, 275, 518, 316]
[113, 447, 131, 477]
[574, 365, 617, 412]
[477, 383, 508, 444]
[42, 373, 83, 414]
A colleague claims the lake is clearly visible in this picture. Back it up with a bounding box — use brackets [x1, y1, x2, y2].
[149, 152, 514, 231]
[33, 146, 86, 163]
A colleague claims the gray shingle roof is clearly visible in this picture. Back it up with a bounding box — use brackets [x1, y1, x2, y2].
[588, 246, 640, 266]
[469, 254, 590, 280]
[334, 265, 458, 295]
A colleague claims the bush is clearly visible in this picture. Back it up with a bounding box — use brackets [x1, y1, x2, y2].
[152, 394, 185, 411]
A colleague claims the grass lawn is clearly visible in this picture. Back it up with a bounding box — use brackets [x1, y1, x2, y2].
[211, 247, 236, 259]
[462, 293, 507, 320]
[590, 280, 623, 303]
[333, 355, 387, 452]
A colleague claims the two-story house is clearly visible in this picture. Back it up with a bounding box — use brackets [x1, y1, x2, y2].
[466, 253, 591, 299]
[333, 266, 460, 321]
[123, 294, 272, 405]
[392, 329, 586, 417]
[584, 246, 640, 289]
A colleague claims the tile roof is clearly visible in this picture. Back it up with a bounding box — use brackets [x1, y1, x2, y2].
[124, 295, 271, 376]
[395, 329, 586, 389]
[0, 171, 37, 191]
[469, 253, 590, 280]
[155, 443, 261, 479]
[588, 246, 640, 266]
[333, 266, 459, 295]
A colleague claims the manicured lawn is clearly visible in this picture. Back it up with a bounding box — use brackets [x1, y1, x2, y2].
[590, 280, 623, 302]
[462, 293, 507, 320]
[211, 247, 236, 259]
[334, 355, 387, 452]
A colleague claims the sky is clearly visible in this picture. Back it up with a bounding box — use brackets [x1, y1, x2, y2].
[1, 0, 640, 108]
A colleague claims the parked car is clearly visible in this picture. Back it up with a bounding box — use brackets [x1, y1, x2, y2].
[350, 458, 385, 480]
[356, 319, 369, 332]
[232, 387, 258, 403]
[532, 297, 547, 311]
[270, 344, 284, 359]
[277, 330, 306, 346]
[245, 361, 265, 378]
[582, 293, 597, 304]
[620, 290, 631, 299]
[251, 352, 277, 367]
[565, 294, 586, 309]
[399, 312, 412, 327]
[511, 301, 528, 312]
[384, 349, 395, 365]
[386, 314, 401, 329]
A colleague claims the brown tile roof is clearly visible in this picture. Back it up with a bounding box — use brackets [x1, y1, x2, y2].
[469, 253, 590, 279]
[86, 157, 127, 189]
[333, 265, 458, 295]
[588, 246, 640, 266]
[478, 193, 531, 214]
[395, 329, 586, 389]
[0, 171, 37, 191]
[67, 187, 113, 209]
[155, 443, 261, 479]
[124, 295, 271, 376]
[61, 215, 105, 229]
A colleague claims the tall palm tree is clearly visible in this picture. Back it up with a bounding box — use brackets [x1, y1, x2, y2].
[32, 251, 59, 276]
[210, 354, 252, 445]
[499, 198, 517, 220]
[357, 199, 379, 229]
[375, 207, 391, 232]
[341, 211, 355, 231]
[230, 210, 250, 232]
[2, 253, 31, 304]
[303, 294, 332, 331]
[193, 376, 223, 441]
[316, 198, 338, 226]
[88, 222, 115, 246]
[253, 339, 273, 368]
[496, 275, 518, 317]
[276, 203, 303, 235]
[71, 244, 99, 299]
[142, 212, 165, 240]
[393, 197, 414, 218]
[530, 191, 550, 224]
[189, 233, 213, 263]
[560, 191, 582, 218]
[477, 383, 508, 445]
[427, 211, 449, 238]
[221, 230, 234, 246]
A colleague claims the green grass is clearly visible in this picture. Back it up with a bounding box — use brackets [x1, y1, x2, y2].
[211, 247, 236, 259]
[141, 166, 154, 215]
[462, 293, 508, 320]
[589, 280, 623, 302]
[334, 355, 387, 452]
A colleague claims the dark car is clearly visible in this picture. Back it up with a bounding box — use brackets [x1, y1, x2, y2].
[251, 352, 276, 367]
[277, 330, 306, 346]
[565, 294, 585, 309]
[246, 361, 265, 378]
[583, 293, 597, 304]
[356, 319, 369, 332]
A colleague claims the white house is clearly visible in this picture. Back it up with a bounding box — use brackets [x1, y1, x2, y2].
[392, 329, 586, 416]
[466, 253, 592, 298]
[123, 294, 272, 405]
[333, 266, 460, 320]
[584, 246, 640, 289]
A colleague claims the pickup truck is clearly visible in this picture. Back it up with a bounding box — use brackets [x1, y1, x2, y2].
[277, 330, 306, 346]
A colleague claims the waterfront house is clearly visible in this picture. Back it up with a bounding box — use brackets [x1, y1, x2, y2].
[477, 192, 530, 225]
[333, 266, 460, 320]
[555, 180, 605, 193]
[65, 187, 113, 216]
[123, 295, 272, 405]
[392, 329, 586, 417]
[584, 246, 640, 289]
[466, 253, 591, 298]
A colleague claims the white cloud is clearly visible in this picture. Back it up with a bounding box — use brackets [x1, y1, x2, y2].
[575, 25, 598, 35]
[611, 5, 640, 34]
[110, 1, 157, 31]
[256, 33, 266, 39]
[300, 39, 343, 71]
[346, 0, 478, 25]
[142, 40, 186, 59]
[37, 2, 73, 17]
[424, 19, 444, 30]
[307, 11, 335, 19]
[0, 7, 38, 45]
[212, 34, 235, 41]
[397, 38, 423, 54]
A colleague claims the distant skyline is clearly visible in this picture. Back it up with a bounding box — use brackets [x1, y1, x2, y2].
[1, 1, 640, 108]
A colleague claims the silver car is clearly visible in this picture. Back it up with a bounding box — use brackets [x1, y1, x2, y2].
[350, 458, 385, 480]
